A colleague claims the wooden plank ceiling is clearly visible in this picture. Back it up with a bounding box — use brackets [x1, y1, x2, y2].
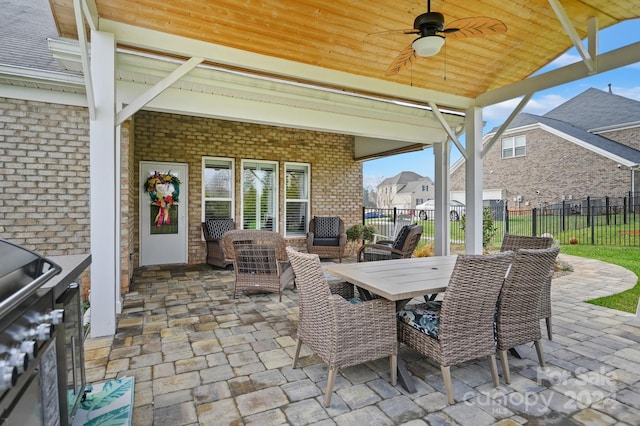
[48, 0, 640, 100]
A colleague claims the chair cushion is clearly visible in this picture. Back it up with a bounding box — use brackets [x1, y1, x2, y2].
[314, 216, 340, 238]
[205, 219, 234, 240]
[392, 225, 413, 250]
[397, 301, 442, 339]
[313, 237, 340, 247]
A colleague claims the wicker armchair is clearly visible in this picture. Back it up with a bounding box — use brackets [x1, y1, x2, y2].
[397, 252, 513, 405]
[306, 216, 347, 262]
[221, 230, 294, 301]
[202, 218, 235, 268]
[286, 248, 397, 407]
[500, 234, 554, 339]
[496, 247, 560, 384]
[357, 224, 423, 262]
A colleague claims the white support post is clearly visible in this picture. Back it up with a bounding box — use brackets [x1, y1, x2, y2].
[464, 107, 484, 255]
[433, 140, 450, 256]
[89, 30, 118, 337]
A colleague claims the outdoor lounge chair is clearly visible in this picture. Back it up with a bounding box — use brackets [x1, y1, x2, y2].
[306, 216, 347, 262]
[202, 218, 235, 268]
[357, 224, 423, 262]
[397, 252, 513, 405]
[496, 247, 560, 384]
[371, 215, 413, 243]
[222, 230, 294, 301]
[286, 247, 397, 407]
[500, 234, 555, 339]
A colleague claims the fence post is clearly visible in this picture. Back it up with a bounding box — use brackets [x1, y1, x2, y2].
[586, 196, 591, 228]
[562, 200, 566, 232]
[624, 196, 628, 224]
[591, 204, 595, 244]
[362, 206, 365, 224]
[532, 208, 537, 236]
[393, 207, 397, 224]
[504, 201, 509, 234]
[606, 196, 610, 226]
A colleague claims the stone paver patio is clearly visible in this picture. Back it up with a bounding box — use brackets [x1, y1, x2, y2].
[83, 254, 640, 425]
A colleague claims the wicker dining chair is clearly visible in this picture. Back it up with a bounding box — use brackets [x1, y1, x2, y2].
[496, 247, 560, 384]
[221, 230, 294, 301]
[397, 252, 513, 405]
[500, 234, 555, 339]
[357, 224, 423, 262]
[286, 247, 397, 407]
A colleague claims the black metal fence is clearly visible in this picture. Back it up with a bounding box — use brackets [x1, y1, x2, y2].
[362, 192, 640, 248]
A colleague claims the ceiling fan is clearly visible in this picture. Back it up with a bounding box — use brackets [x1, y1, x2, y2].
[384, 0, 507, 76]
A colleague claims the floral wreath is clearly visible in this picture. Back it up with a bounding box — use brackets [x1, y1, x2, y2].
[144, 172, 181, 226]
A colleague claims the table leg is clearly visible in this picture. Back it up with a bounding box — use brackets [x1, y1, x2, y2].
[397, 357, 416, 393]
[509, 347, 522, 359]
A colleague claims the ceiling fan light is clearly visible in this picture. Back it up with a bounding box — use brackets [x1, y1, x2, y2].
[412, 35, 445, 57]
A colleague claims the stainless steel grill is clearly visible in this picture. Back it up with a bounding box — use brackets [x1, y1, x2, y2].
[0, 239, 62, 425]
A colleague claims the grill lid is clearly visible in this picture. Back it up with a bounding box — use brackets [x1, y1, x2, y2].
[0, 239, 61, 317]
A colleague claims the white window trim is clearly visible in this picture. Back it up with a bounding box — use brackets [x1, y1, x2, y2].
[501, 135, 526, 159]
[201, 156, 235, 224]
[284, 162, 311, 238]
[241, 159, 279, 231]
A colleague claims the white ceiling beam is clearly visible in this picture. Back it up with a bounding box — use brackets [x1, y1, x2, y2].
[98, 19, 475, 110]
[588, 17, 599, 69]
[81, 0, 98, 31]
[482, 93, 533, 157]
[73, 0, 95, 120]
[548, 0, 595, 73]
[476, 41, 640, 107]
[428, 101, 466, 160]
[115, 56, 204, 126]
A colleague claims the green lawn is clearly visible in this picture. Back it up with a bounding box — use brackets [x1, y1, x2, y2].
[560, 245, 640, 314]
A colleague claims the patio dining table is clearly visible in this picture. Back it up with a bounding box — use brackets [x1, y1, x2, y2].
[324, 255, 458, 392]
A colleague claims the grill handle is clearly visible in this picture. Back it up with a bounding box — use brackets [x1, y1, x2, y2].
[0, 259, 61, 318]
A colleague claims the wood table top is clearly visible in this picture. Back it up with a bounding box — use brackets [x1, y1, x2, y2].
[324, 256, 458, 301]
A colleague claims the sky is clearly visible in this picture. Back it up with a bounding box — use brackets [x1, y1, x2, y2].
[363, 19, 640, 190]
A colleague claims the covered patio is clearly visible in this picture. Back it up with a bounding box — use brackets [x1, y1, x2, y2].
[84, 255, 640, 424]
[38, 0, 640, 337]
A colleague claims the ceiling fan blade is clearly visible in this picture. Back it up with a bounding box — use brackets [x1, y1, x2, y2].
[385, 44, 417, 76]
[365, 28, 418, 39]
[443, 17, 507, 39]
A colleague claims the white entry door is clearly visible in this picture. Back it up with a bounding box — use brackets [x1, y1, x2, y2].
[140, 161, 188, 266]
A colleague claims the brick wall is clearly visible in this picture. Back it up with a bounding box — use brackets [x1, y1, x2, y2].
[0, 100, 362, 296]
[450, 127, 636, 205]
[0, 97, 92, 297]
[133, 110, 362, 265]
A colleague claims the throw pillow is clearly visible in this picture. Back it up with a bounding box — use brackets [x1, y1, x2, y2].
[392, 225, 413, 250]
[205, 219, 234, 240]
[314, 216, 340, 239]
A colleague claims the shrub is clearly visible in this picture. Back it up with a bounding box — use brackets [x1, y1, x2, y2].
[414, 244, 434, 257]
[346, 224, 376, 243]
[460, 207, 498, 248]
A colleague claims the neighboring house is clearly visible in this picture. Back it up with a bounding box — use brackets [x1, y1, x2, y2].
[450, 88, 640, 208]
[377, 172, 434, 209]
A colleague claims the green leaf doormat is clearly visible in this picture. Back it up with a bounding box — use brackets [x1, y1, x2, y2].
[72, 376, 135, 426]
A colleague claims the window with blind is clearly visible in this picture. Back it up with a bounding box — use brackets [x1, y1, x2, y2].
[284, 163, 310, 237]
[501, 135, 526, 158]
[202, 157, 234, 219]
[241, 160, 278, 231]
